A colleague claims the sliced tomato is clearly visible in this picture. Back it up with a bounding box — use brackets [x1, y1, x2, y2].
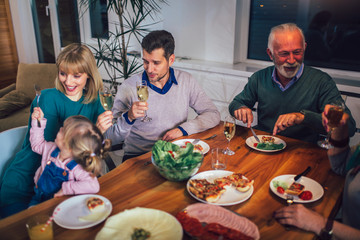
[168, 150, 175, 158]
[254, 143, 258, 147]
[299, 190, 313, 200]
[277, 186, 285, 194]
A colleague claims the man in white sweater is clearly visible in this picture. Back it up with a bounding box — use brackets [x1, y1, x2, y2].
[99, 30, 220, 160]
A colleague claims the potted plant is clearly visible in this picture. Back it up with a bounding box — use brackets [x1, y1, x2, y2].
[79, 0, 167, 92]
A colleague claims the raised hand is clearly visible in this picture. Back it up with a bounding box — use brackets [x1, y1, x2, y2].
[31, 107, 44, 121]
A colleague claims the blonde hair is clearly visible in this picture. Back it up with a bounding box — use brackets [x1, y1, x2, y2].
[268, 23, 306, 52]
[62, 115, 111, 176]
[55, 43, 103, 104]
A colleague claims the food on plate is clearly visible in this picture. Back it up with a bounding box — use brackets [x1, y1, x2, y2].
[87, 197, 105, 213]
[131, 228, 151, 240]
[285, 182, 305, 196]
[188, 179, 226, 203]
[252, 136, 284, 150]
[189, 173, 254, 203]
[183, 141, 204, 152]
[78, 197, 107, 222]
[262, 136, 275, 143]
[176, 203, 260, 240]
[152, 140, 203, 181]
[299, 190, 313, 200]
[276, 186, 285, 194]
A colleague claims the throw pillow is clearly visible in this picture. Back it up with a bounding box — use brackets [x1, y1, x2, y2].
[0, 90, 32, 118]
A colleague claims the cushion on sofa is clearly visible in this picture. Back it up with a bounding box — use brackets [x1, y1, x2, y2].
[16, 63, 58, 99]
[0, 90, 32, 118]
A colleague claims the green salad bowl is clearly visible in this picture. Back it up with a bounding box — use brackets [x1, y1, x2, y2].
[151, 154, 203, 182]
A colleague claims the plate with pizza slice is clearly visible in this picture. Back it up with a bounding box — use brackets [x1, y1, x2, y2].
[270, 174, 324, 203]
[186, 170, 254, 206]
[172, 139, 210, 154]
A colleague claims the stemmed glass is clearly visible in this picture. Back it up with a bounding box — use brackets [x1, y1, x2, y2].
[99, 87, 116, 124]
[223, 116, 236, 155]
[136, 80, 152, 122]
[317, 101, 345, 149]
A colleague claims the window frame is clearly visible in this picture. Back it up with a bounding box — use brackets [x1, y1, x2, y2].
[236, 0, 360, 79]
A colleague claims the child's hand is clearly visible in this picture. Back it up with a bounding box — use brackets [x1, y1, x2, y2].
[31, 107, 44, 121]
[54, 189, 64, 198]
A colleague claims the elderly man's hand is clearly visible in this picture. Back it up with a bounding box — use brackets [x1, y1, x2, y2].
[233, 107, 253, 128]
[128, 101, 148, 121]
[96, 111, 113, 134]
[273, 112, 304, 135]
[162, 128, 183, 141]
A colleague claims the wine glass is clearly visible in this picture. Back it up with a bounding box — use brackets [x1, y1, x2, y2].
[223, 116, 236, 155]
[317, 101, 345, 149]
[99, 87, 116, 124]
[136, 80, 152, 122]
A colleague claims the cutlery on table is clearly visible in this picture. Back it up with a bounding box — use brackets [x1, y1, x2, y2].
[192, 134, 217, 145]
[250, 127, 260, 142]
[294, 166, 311, 182]
[34, 84, 41, 127]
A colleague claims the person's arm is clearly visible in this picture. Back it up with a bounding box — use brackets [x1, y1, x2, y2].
[59, 166, 100, 196]
[177, 75, 220, 136]
[322, 104, 352, 175]
[104, 83, 136, 145]
[274, 204, 360, 239]
[29, 118, 47, 155]
[229, 75, 258, 127]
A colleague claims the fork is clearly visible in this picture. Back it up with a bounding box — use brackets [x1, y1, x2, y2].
[192, 134, 217, 145]
[34, 84, 41, 127]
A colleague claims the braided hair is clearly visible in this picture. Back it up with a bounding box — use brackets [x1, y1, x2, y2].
[62, 115, 111, 176]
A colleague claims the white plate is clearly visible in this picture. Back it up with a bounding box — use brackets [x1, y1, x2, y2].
[96, 207, 183, 240]
[270, 174, 324, 203]
[54, 194, 112, 229]
[246, 135, 286, 152]
[187, 170, 254, 206]
[172, 139, 210, 154]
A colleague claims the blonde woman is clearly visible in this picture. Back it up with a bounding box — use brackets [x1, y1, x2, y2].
[0, 43, 105, 217]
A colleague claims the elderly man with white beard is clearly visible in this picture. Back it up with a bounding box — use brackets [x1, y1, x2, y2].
[229, 23, 356, 143]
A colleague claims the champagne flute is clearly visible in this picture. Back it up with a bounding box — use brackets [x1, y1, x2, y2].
[99, 87, 116, 124]
[223, 116, 236, 155]
[317, 101, 345, 149]
[136, 80, 152, 122]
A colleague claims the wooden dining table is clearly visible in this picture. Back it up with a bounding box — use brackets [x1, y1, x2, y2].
[0, 123, 345, 240]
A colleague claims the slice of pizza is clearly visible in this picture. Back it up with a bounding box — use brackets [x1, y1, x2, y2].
[227, 173, 254, 193]
[285, 182, 305, 196]
[214, 176, 233, 188]
[189, 179, 226, 203]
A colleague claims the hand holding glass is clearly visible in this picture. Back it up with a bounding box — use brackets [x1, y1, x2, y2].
[318, 102, 345, 149]
[99, 87, 116, 124]
[223, 116, 236, 155]
[136, 81, 152, 122]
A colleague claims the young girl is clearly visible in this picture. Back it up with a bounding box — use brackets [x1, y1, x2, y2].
[29, 108, 111, 206]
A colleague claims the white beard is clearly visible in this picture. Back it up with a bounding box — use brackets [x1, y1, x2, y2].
[275, 62, 301, 79]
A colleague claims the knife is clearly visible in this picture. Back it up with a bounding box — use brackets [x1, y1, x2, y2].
[294, 166, 311, 182]
[250, 127, 260, 142]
